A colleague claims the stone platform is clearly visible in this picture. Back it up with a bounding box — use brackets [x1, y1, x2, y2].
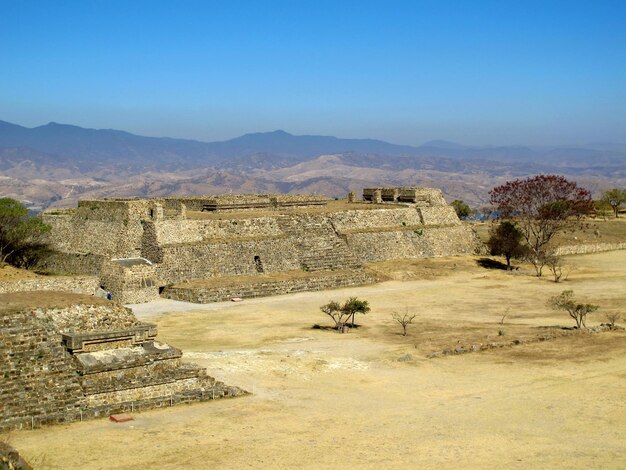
[162, 270, 377, 303]
[41, 188, 484, 303]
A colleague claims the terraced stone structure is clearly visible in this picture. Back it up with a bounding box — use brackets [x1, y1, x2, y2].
[0, 292, 244, 431]
[41, 188, 482, 303]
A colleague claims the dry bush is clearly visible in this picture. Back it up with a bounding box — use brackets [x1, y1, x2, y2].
[392, 309, 417, 336]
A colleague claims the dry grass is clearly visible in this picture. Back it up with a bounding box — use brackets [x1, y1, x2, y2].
[0, 291, 110, 311]
[0, 264, 41, 281]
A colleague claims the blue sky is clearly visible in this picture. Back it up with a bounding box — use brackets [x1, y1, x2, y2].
[1, 0, 625, 145]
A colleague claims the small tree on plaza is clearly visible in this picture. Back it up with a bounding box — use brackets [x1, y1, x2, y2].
[341, 297, 370, 328]
[320, 297, 370, 331]
[549, 290, 598, 329]
[487, 221, 527, 269]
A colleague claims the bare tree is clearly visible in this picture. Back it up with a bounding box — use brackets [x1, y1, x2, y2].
[605, 312, 621, 330]
[544, 252, 568, 283]
[549, 290, 598, 329]
[392, 309, 416, 336]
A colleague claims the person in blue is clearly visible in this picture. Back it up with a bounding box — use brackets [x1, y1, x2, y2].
[106, 292, 112, 300]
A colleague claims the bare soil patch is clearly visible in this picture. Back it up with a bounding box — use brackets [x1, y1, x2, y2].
[0, 265, 40, 281]
[0, 291, 110, 311]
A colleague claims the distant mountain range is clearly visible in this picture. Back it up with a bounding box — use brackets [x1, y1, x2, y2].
[0, 119, 624, 209]
[2, 120, 625, 167]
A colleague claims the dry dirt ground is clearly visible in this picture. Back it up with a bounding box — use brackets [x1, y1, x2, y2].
[5, 251, 626, 469]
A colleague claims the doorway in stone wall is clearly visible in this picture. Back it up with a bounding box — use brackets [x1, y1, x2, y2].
[254, 255, 264, 273]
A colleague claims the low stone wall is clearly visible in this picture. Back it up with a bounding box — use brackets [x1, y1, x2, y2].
[0, 276, 98, 295]
[163, 271, 376, 303]
[427, 325, 616, 358]
[555, 242, 626, 256]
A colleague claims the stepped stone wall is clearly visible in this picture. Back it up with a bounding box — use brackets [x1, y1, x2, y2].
[41, 188, 484, 303]
[0, 293, 245, 431]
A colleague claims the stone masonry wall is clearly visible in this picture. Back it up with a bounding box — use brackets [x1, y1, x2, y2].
[40, 252, 108, 276]
[32, 303, 138, 333]
[100, 263, 160, 304]
[328, 208, 425, 231]
[418, 206, 460, 225]
[0, 309, 84, 430]
[157, 238, 301, 285]
[154, 217, 283, 246]
[346, 225, 481, 262]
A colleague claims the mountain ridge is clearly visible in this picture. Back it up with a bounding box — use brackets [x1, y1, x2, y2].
[1, 120, 624, 210]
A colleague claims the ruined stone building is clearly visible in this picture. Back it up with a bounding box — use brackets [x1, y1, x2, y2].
[40, 188, 482, 303]
[0, 292, 244, 431]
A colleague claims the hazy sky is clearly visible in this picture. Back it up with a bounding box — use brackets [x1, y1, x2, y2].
[1, 0, 625, 146]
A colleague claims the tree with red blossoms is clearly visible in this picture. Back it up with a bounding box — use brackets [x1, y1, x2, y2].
[489, 175, 593, 276]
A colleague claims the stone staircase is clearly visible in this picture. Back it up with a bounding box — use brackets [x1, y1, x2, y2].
[276, 215, 361, 272]
[62, 324, 241, 414]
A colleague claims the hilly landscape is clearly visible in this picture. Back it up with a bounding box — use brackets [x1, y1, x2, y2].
[1, 120, 624, 210]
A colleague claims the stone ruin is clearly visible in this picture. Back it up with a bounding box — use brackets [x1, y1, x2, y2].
[0, 292, 245, 431]
[0, 187, 482, 431]
[39, 188, 483, 304]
